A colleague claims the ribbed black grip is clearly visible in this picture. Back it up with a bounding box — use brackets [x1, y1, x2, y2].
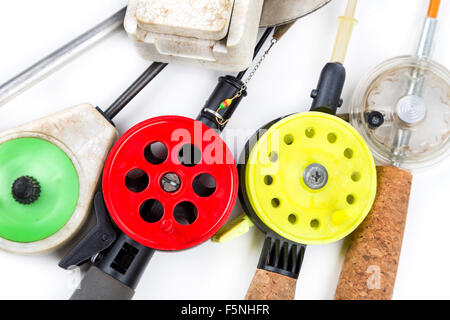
[257, 233, 306, 279]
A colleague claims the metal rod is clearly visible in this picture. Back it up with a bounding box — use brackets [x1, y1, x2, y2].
[417, 17, 437, 59]
[391, 16, 439, 165]
[104, 62, 168, 120]
[0, 7, 127, 108]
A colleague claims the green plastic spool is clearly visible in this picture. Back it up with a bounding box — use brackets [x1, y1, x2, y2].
[0, 137, 79, 243]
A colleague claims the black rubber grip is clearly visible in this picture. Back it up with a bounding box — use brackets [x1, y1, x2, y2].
[70, 266, 135, 300]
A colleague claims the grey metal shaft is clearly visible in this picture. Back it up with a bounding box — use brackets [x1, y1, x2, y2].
[0, 7, 127, 107]
[71, 266, 134, 300]
[417, 17, 437, 59]
[392, 16, 438, 166]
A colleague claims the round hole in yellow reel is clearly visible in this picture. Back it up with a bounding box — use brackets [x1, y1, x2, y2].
[244, 112, 377, 244]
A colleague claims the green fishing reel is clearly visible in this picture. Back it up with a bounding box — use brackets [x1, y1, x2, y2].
[0, 104, 117, 254]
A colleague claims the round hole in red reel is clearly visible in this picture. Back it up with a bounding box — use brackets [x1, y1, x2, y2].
[102, 116, 238, 251]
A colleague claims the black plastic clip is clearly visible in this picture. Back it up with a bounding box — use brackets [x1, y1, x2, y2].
[59, 192, 117, 269]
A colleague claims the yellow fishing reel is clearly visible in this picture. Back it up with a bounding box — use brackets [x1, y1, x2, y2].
[239, 112, 377, 244]
[212, 0, 378, 300]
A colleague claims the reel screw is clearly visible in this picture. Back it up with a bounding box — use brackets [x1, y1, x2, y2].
[160, 173, 181, 193]
[11, 176, 41, 205]
[303, 164, 328, 190]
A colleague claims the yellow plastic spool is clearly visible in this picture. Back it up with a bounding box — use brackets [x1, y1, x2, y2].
[245, 112, 377, 244]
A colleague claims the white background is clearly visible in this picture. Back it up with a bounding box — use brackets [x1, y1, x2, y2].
[0, 0, 449, 300]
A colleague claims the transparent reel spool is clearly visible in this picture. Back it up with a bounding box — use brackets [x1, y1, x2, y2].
[351, 56, 450, 170]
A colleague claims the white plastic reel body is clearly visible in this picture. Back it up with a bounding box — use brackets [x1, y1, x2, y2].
[0, 104, 117, 254]
[124, 0, 264, 72]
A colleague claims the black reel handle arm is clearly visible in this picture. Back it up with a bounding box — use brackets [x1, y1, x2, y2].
[59, 192, 155, 300]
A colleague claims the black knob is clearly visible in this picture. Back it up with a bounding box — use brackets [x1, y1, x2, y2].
[12, 176, 41, 205]
[367, 111, 385, 129]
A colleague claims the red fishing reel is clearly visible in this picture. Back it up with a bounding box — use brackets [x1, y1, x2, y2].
[102, 115, 238, 251]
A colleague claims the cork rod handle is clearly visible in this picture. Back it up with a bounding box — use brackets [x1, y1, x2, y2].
[334, 166, 413, 300]
[245, 269, 297, 300]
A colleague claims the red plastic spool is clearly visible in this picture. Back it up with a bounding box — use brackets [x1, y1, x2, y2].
[102, 116, 238, 251]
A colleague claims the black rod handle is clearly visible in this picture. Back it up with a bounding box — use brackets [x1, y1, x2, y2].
[70, 232, 155, 300]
